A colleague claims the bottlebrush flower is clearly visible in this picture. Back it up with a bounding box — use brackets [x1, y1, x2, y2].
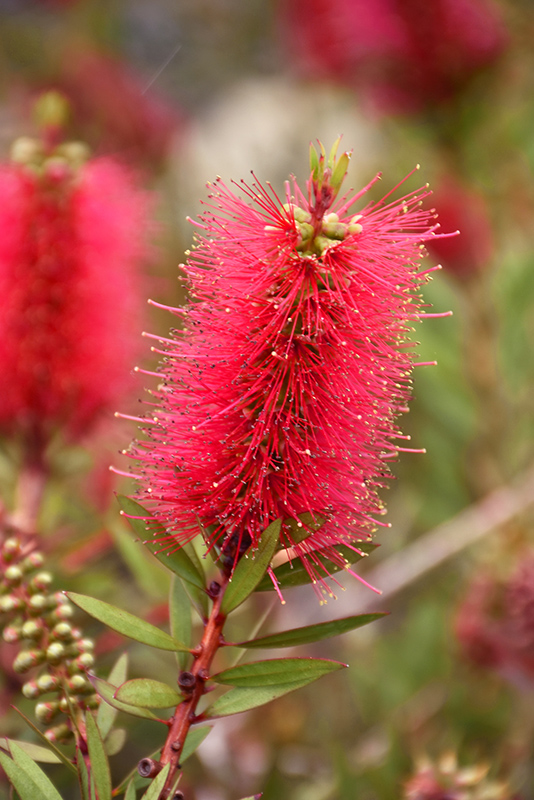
[403, 753, 518, 800]
[279, 0, 508, 113]
[126, 142, 446, 595]
[0, 133, 149, 445]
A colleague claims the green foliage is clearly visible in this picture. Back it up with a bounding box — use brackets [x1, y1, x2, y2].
[211, 657, 346, 687]
[97, 653, 129, 739]
[115, 679, 182, 709]
[169, 576, 193, 670]
[221, 518, 282, 614]
[67, 591, 190, 651]
[90, 674, 160, 721]
[86, 711, 112, 800]
[139, 763, 171, 800]
[0, 741, 63, 800]
[235, 612, 386, 649]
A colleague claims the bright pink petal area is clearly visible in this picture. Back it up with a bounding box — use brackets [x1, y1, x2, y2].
[0, 159, 149, 441]
[129, 165, 443, 595]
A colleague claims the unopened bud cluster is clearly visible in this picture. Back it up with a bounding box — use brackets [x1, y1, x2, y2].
[0, 534, 98, 744]
[282, 203, 363, 256]
[10, 134, 90, 184]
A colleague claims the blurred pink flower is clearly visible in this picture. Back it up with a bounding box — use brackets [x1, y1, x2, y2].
[425, 176, 494, 278]
[456, 552, 534, 685]
[280, 0, 507, 112]
[57, 48, 185, 169]
[0, 143, 150, 445]
[128, 148, 443, 591]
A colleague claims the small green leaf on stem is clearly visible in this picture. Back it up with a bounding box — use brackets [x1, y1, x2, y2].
[181, 726, 212, 762]
[86, 712, 112, 800]
[124, 778, 137, 800]
[211, 657, 346, 687]
[90, 675, 159, 721]
[221, 518, 282, 615]
[76, 749, 90, 800]
[0, 738, 60, 764]
[0, 741, 63, 800]
[236, 612, 387, 649]
[170, 576, 192, 671]
[139, 763, 171, 800]
[12, 708, 77, 773]
[104, 728, 126, 757]
[115, 678, 182, 709]
[67, 592, 190, 652]
[283, 513, 326, 546]
[97, 653, 129, 739]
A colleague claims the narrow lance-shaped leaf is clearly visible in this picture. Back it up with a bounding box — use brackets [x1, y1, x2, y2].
[115, 678, 182, 709]
[104, 728, 126, 757]
[0, 749, 48, 800]
[221, 518, 282, 615]
[255, 541, 377, 592]
[0, 738, 60, 764]
[67, 592, 190, 652]
[3, 741, 63, 800]
[76, 749, 90, 800]
[169, 576, 192, 671]
[118, 496, 206, 591]
[205, 660, 346, 719]
[235, 612, 387, 649]
[283, 512, 326, 546]
[140, 763, 171, 800]
[211, 657, 347, 687]
[124, 779, 137, 800]
[12, 708, 76, 774]
[89, 674, 159, 722]
[85, 712, 112, 800]
[97, 652, 129, 740]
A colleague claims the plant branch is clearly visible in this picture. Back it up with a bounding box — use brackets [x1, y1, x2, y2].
[148, 577, 229, 800]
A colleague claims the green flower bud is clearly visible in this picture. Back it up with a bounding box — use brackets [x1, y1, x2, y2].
[35, 701, 60, 725]
[53, 604, 74, 621]
[20, 552, 45, 572]
[2, 537, 21, 561]
[78, 638, 95, 652]
[3, 625, 22, 643]
[22, 681, 41, 699]
[46, 642, 66, 665]
[51, 622, 73, 641]
[68, 674, 92, 694]
[57, 141, 90, 166]
[13, 649, 45, 673]
[76, 652, 95, 671]
[4, 566, 23, 586]
[36, 674, 59, 694]
[10, 137, 43, 166]
[322, 221, 347, 240]
[84, 694, 100, 710]
[0, 595, 24, 613]
[29, 572, 53, 593]
[21, 620, 44, 640]
[45, 723, 73, 744]
[28, 594, 49, 614]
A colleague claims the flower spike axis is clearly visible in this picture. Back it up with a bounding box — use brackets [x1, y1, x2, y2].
[124, 142, 449, 600]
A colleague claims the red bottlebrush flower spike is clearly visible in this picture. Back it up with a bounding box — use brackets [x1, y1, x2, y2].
[0, 134, 149, 444]
[128, 141, 446, 597]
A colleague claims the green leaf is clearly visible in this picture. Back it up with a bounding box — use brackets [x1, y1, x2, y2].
[221, 518, 282, 615]
[204, 681, 323, 719]
[90, 675, 159, 721]
[86, 712, 112, 800]
[0, 738, 60, 764]
[66, 592, 190, 652]
[181, 726, 211, 762]
[140, 763, 171, 800]
[115, 679, 182, 709]
[12, 707, 77, 774]
[283, 513, 326, 546]
[2, 741, 63, 800]
[169, 576, 192, 671]
[124, 779, 137, 800]
[77, 749, 90, 800]
[118, 496, 206, 591]
[330, 151, 351, 193]
[255, 541, 377, 592]
[97, 653, 129, 739]
[104, 727, 126, 756]
[236, 612, 387, 649]
[109, 517, 166, 600]
[211, 657, 346, 687]
[0, 750, 43, 800]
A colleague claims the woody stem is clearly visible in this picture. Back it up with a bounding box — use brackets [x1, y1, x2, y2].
[153, 577, 229, 800]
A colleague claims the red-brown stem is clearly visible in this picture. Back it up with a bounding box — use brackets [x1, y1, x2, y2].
[155, 578, 229, 800]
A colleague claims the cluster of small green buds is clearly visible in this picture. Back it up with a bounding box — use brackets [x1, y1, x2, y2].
[10, 92, 90, 184]
[283, 203, 363, 256]
[0, 533, 98, 744]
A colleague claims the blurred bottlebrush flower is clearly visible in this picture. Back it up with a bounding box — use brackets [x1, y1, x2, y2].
[57, 47, 185, 169]
[124, 142, 447, 596]
[279, 0, 508, 112]
[0, 131, 150, 445]
[403, 753, 519, 800]
[456, 551, 534, 685]
[425, 176, 494, 278]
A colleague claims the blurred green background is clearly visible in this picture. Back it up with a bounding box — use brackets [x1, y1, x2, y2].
[1, 1, 534, 798]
